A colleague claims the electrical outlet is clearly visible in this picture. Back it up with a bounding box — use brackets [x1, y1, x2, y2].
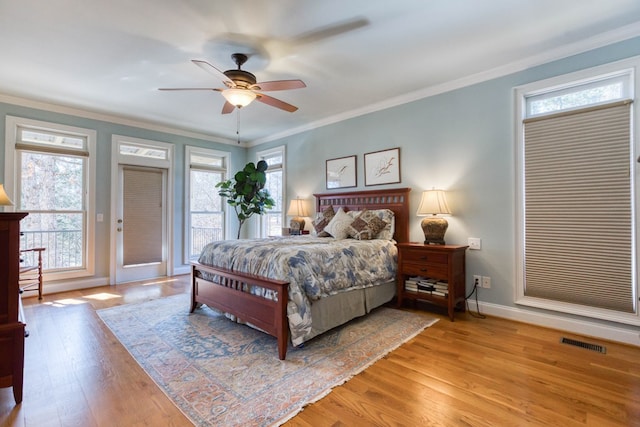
[468, 237, 482, 250]
[473, 275, 482, 288]
[482, 276, 491, 289]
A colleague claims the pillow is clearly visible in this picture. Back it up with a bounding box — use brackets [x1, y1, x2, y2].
[347, 209, 395, 240]
[374, 209, 396, 240]
[348, 209, 388, 240]
[312, 205, 335, 237]
[323, 208, 353, 239]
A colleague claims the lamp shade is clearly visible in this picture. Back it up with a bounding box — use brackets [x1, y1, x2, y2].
[287, 199, 308, 217]
[0, 184, 14, 206]
[416, 190, 451, 216]
[222, 88, 257, 108]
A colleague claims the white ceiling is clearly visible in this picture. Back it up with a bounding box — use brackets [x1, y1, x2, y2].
[1, 0, 640, 145]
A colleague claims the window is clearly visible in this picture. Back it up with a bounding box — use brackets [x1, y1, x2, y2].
[515, 63, 638, 325]
[257, 146, 285, 238]
[4, 116, 96, 279]
[185, 146, 228, 261]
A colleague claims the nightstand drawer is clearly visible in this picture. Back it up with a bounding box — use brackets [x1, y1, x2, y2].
[401, 262, 448, 280]
[402, 248, 449, 265]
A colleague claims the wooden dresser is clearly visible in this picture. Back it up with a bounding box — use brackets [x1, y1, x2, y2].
[0, 212, 27, 404]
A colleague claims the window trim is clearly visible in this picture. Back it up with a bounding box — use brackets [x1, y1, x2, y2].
[256, 145, 286, 238]
[4, 115, 97, 280]
[184, 146, 229, 263]
[514, 57, 640, 326]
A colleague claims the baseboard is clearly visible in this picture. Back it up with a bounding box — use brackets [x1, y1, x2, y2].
[466, 300, 640, 347]
[173, 265, 191, 276]
[37, 277, 110, 297]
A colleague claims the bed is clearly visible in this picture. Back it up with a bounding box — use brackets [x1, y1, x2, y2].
[190, 187, 411, 359]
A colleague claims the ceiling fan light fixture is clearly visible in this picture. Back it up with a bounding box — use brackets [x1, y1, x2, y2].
[222, 88, 256, 108]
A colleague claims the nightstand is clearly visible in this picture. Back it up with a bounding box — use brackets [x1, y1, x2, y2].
[396, 243, 468, 321]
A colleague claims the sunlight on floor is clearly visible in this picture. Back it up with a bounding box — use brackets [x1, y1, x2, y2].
[142, 278, 179, 286]
[83, 292, 122, 301]
[44, 298, 87, 307]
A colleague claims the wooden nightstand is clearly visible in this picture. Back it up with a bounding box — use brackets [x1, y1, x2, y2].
[396, 243, 468, 321]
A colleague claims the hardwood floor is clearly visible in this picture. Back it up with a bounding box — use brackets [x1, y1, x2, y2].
[1, 276, 639, 426]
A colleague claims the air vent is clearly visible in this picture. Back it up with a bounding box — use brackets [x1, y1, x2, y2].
[560, 337, 606, 354]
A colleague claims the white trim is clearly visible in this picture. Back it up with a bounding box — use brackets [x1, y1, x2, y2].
[250, 22, 640, 147]
[4, 115, 96, 281]
[0, 93, 240, 146]
[183, 145, 230, 264]
[110, 135, 175, 283]
[2, 22, 639, 148]
[466, 300, 640, 347]
[28, 276, 110, 297]
[514, 56, 640, 325]
[256, 145, 286, 238]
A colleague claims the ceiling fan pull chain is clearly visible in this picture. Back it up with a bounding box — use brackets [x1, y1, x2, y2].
[236, 109, 241, 144]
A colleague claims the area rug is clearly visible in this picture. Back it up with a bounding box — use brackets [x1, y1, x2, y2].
[97, 293, 437, 427]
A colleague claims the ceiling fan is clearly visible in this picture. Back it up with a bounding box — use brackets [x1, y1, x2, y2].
[159, 53, 306, 114]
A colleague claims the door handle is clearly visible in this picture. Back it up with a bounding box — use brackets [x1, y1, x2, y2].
[117, 219, 123, 223]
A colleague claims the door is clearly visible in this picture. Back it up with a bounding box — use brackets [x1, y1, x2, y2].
[115, 165, 167, 283]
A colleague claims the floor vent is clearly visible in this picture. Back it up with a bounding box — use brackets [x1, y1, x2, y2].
[560, 337, 606, 354]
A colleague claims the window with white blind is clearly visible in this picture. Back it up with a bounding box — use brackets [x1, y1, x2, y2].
[515, 63, 638, 324]
[4, 116, 96, 279]
[257, 146, 285, 238]
[184, 146, 228, 261]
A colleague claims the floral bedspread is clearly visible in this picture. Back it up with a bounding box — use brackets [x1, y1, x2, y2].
[197, 236, 397, 346]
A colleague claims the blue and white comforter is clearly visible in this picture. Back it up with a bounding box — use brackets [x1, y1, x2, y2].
[197, 236, 397, 346]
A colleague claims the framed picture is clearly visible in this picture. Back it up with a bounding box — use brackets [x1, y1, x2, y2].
[364, 147, 401, 186]
[326, 155, 357, 189]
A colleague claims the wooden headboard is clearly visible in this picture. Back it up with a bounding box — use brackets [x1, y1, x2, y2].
[314, 188, 412, 243]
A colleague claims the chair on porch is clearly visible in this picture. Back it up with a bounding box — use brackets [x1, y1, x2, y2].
[19, 247, 45, 300]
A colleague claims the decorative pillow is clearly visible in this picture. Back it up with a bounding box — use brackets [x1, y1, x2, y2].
[374, 209, 396, 240]
[323, 208, 353, 239]
[312, 205, 335, 237]
[347, 209, 395, 240]
[348, 209, 388, 240]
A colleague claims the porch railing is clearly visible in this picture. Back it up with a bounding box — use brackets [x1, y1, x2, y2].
[20, 229, 83, 270]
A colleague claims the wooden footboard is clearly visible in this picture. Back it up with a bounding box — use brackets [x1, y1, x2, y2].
[190, 262, 290, 360]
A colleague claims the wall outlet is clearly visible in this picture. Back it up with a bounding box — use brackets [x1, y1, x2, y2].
[473, 275, 482, 288]
[482, 276, 491, 289]
[468, 237, 482, 250]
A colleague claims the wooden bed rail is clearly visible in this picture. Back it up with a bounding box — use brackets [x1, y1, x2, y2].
[190, 262, 290, 360]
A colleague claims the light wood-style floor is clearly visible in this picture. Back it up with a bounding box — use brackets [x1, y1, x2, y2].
[1, 275, 639, 426]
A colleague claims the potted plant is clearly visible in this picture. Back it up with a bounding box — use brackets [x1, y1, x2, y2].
[216, 160, 275, 239]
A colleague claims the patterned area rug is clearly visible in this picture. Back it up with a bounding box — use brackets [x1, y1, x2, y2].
[97, 293, 437, 427]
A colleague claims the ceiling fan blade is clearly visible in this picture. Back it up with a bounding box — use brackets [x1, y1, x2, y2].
[250, 80, 306, 91]
[221, 101, 235, 114]
[292, 18, 369, 46]
[158, 87, 220, 91]
[192, 59, 235, 87]
[255, 93, 298, 112]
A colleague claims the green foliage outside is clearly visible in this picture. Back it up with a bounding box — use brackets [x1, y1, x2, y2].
[216, 160, 275, 239]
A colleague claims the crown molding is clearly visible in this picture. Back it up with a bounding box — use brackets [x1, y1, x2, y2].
[0, 93, 241, 146]
[249, 21, 640, 147]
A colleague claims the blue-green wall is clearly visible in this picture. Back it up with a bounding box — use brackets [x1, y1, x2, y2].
[248, 36, 640, 339]
[2, 36, 640, 341]
[0, 103, 246, 279]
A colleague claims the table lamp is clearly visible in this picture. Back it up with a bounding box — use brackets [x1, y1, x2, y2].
[0, 184, 14, 209]
[287, 198, 308, 234]
[416, 189, 451, 245]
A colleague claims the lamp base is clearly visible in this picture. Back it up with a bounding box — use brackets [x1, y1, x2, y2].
[421, 217, 448, 245]
[289, 217, 305, 235]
